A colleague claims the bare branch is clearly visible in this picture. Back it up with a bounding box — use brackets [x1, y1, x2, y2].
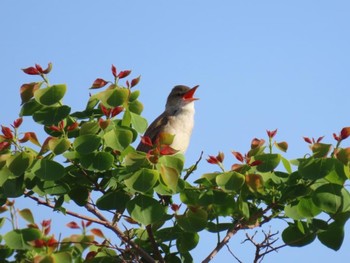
[24, 191, 155, 263]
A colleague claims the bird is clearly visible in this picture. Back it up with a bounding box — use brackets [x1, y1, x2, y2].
[136, 85, 199, 153]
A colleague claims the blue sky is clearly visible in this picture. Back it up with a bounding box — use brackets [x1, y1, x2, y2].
[1, 1, 350, 262]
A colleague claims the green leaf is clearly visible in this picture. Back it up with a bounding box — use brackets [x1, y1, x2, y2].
[179, 188, 200, 205]
[97, 88, 129, 107]
[281, 156, 292, 174]
[126, 195, 166, 225]
[299, 158, 345, 182]
[284, 202, 304, 220]
[318, 222, 344, 250]
[18, 209, 35, 224]
[20, 99, 43, 116]
[79, 122, 100, 135]
[206, 222, 232, 233]
[128, 100, 144, 114]
[124, 168, 159, 193]
[176, 232, 199, 253]
[73, 134, 101, 154]
[103, 127, 133, 151]
[130, 111, 148, 134]
[32, 159, 65, 181]
[52, 252, 72, 263]
[32, 105, 71, 125]
[48, 137, 71, 155]
[68, 186, 89, 206]
[158, 154, 185, 174]
[81, 152, 114, 171]
[282, 222, 316, 247]
[311, 143, 332, 158]
[297, 197, 321, 218]
[158, 164, 179, 193]
[34, 84, 67, 106]
[3, 228, 41, 249]
[255, 154, 281, 172]
[312, 183, 342, 214]
[216, 171, 245, 193]
[6, 151, 34, 176]
[176, 208, 208, 232]
[129, 90, 140, 102]
[41, 181, 70, 195]
[96, 190, 131, 212]
[0, 176, 24, 197]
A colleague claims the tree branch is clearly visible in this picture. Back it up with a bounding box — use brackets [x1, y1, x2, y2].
[146, 224, 165, 263]
[202, 205, 275, 263]
[184, 150, 203, 181]
[24, 191, 155, 263]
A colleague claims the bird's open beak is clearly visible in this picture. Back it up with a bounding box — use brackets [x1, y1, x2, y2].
[183, 85, 199, 102]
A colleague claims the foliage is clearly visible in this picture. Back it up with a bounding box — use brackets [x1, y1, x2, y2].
[0, 63, 350, 262]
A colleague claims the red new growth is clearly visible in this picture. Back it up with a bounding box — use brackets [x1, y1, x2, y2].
[141, 136, 153, 147]
[111, 64, 117, 78]
[118, 70, 131, 79]
[267, 129, 277, 139]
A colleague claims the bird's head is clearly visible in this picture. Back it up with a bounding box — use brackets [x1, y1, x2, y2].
[166, 85, 199, 109]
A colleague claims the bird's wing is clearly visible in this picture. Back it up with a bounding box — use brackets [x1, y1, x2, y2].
[136, 111, 169, 152]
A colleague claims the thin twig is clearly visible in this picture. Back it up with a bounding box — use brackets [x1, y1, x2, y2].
[202, 204, 276, 263]
[184, 151, 203, 181]
[225, 244, 243, 263]
[24, 191, 155, 263]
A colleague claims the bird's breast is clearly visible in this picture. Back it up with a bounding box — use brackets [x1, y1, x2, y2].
[164, 107, 195, 153]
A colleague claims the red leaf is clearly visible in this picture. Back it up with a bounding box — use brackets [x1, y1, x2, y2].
[316, 136, 324, 143]
[333, 133, 341, 142]
[22, 66, 40, 75]
[131, 76, 141, 88]
[111, 64, 117, 78]
[207, 155, 219, 164]
[46, 236, 57, 247]
[216, 152, 224, 163]
[111, 106, 123, 117]
[90, 228, 105, 238]
[19, 132, 41, 146]
[170, 203, 180, 212]
[231, 151, 244, 162]
[41, 219, 51, 227]
[20, 82, 40, 105]
[118, 70, 131, 79]
[44, 224, 51, 235]
[303, 137, 312, 144]
[58, 120, 65, 130]
[160, 145, 178, 155]
[91, 78, 109, 89]
[340, 127, 350, 140]
[41, 62, 53, 74]
[100, 104, 111, 117]
[249, 160, 263, 166]
[33, 239, 45, 248]
[140, 136, 153, 147]
[251, 138, 265, 149]
[66, 221, 80, 229]
[35, 64, 43, 73]
[48, 125, 61, 132]
[12, 117, 23, 128]
[266, 129, 278, 139]
[0, 141, 11, 151]
[85, 220, 93, 227]
[231, 163, 243, 171]
[67, 122, 79, 131]
[1, 126, 13, 140]
[86, 251, 98, 260]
